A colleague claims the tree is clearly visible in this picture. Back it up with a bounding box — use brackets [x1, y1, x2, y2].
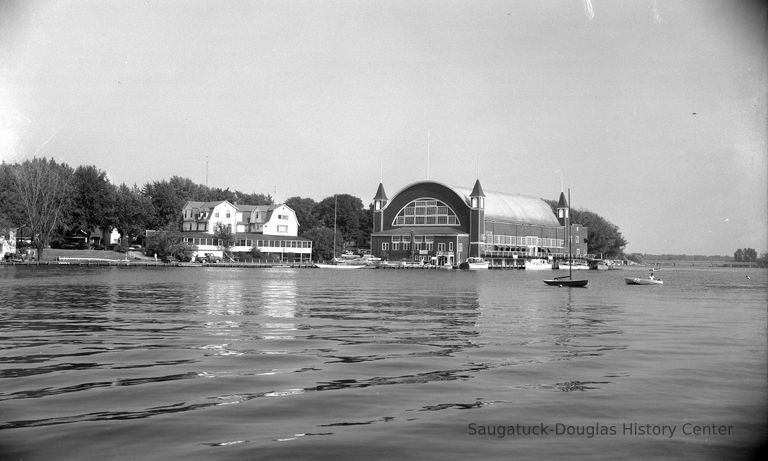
[11, 158, 74, 260]
[114, 183, 154, 245]
[145, 231, 196, 262]
[0, 162, 25, 227]
[545, 199, 627, 258]
[214, 222, 235, 261]
[302, 226, 335, 262]
[143, 180, 185, 230]
[316, 194, 368, 248]
[285, 196, 319, 233]
[734, 248, 757, 263]
[757, 253, 768, 268]
[572, 209, 627, 258]
[67, 165, 116, 247]
[249, 245, 263, 260]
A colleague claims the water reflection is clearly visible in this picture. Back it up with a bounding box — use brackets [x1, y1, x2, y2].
[261, 270, 298, 340]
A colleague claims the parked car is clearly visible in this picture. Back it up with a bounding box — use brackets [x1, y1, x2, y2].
[61, 242, 88, 250]
[197, 253, 221, 263]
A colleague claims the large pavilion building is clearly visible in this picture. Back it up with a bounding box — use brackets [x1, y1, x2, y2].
[370, 179, 587, 267]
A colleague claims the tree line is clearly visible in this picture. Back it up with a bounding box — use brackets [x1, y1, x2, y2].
[2, 157, 634, 262]
[0, 158, 272, 259]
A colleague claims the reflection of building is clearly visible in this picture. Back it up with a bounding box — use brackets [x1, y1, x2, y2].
[180, 200, 312, 262]
[371, 179, 587, 266]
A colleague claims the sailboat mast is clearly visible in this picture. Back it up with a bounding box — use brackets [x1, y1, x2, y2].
[333, 195, 337, 258]
[565, 187, 573, 279]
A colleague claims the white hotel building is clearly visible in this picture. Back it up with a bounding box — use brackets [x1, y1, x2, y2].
[180, 200, 312, 262]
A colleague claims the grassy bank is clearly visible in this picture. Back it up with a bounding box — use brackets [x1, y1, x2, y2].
[37, 248, 149, 261]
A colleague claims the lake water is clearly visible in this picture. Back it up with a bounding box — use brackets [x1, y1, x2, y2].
[1, 266, 766, 460]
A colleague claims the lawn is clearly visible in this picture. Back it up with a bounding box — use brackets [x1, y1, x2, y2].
[39, 248, 151, 261]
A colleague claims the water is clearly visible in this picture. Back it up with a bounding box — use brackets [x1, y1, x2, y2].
[1, 266, 766, 460]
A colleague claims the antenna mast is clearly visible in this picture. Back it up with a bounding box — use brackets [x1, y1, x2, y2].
[426, 130, 431, 180]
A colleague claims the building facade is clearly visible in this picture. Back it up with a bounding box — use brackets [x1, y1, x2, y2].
[370, 180, 588, 267]
[180, 200, 312, 262]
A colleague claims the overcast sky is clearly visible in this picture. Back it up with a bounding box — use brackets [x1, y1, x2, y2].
[1, 0, 766, 255]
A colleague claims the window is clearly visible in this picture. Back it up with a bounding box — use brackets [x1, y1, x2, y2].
[382, 242, 389, 251]
[392, 198, 460, 226]
[226, 211, 230, 218]
[393, 243, 399, 250]
[448, 242, 454, 251]
[458, 243, 463, 252]
[277, 225, 288, 233]
[278, 214, 288, 220]
[215, 211, 219, 218]
[438, 243, 445, 252]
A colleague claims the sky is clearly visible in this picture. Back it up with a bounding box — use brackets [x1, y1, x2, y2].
[1, 0, 766, 255]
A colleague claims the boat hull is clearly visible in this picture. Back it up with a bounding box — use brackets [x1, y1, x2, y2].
[624, 277, 663, 285]
[314, 263, 365, 269]
[544, 279, 588, 287]
[460, 258, 489, 270]
[525, 259, 553, 270]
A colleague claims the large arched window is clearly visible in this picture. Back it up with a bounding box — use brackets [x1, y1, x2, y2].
[392, 198, 460, 226]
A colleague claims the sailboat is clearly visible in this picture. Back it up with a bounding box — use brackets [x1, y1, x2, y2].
[544, 188, 588, 287]
[314, 195, 364, 269]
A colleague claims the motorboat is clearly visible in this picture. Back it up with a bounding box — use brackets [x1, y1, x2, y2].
[559, 261, 590, 270]
[460, 257, 489, 270]
[525, 258, 553, 270]
[624, 276, 663, 285]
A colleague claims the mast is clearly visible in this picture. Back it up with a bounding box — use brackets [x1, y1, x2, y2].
[333, 195, 337, 259]
[565, 187, 573, 279]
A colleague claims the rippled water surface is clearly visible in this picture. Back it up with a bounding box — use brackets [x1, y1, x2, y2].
[1, 266, 766, 460]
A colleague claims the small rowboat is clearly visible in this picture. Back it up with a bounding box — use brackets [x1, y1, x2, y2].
[624, 276, 663, 285]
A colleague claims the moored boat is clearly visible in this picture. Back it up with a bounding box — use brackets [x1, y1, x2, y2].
[314, 262, 365, 269]
[460, 257, 489, 270]
[559, 261, 590, 270]
[544, 277, 589, 287]
[543, 188, 588, 287]
[525, 258, 553, 270]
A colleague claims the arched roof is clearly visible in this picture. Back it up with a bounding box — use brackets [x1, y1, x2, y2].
[386, 181, 560, 227]
[449, 184, 559, 227]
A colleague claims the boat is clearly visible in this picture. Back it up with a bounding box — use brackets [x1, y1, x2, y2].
[460, 257, 489, 270]
[544, 188, 588, 288]
[624, 276, 663, 285]
[559, 261, 590, 270]
[544, 277, 589, 287]
[525, 258, 553, 270]
[314, 262, 365, 269]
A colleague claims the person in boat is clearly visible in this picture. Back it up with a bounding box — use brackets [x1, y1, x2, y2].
[648, 268, 655, 280]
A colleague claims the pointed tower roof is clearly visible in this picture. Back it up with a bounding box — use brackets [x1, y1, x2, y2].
[470, 179, 486, 197]
[374, 182, 388, 201]
[556, 191, 568, 209]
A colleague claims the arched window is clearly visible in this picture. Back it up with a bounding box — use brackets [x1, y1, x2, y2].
[392, 198, 460, 226]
